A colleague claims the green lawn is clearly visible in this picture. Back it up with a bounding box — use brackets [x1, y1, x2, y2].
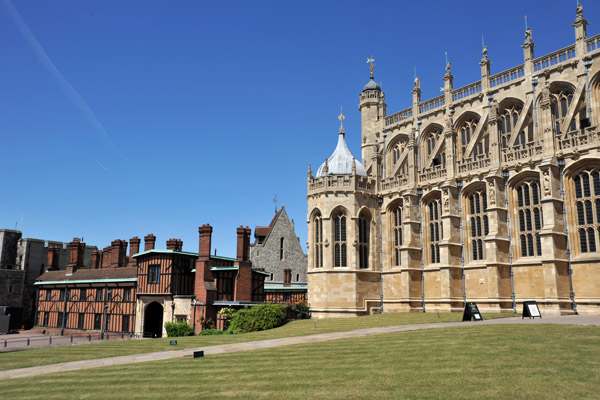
[1, 324, 598, 399]
[0, 312, 515, 371]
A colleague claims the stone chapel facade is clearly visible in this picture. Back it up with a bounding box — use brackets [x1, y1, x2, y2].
[307, 5, 600, 317]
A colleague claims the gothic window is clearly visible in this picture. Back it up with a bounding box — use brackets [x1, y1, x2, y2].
[313, 212, 323, 268]
[392, 139, 407, 165]
[427, 198, 442, 264]
[551, 89, 577, 135]
[467, 190, 488, 261]
[515, 180, 543, 257]
[572, 169, 600, 253]
[459, 118, 477, 159]
[392, 205, 403, 266]
[333, 211, 347, 267]
[358, 212, 370, 269]
[499, 106, 533, 149]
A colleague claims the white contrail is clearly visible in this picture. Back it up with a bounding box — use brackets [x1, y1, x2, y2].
[96, 160, 107, 170]
[2, 0, 140, 183]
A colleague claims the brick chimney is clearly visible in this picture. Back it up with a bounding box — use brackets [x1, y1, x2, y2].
[236, 226, 251, 262]
[129, 236, 141, 264]
[144, 234, 156, 251]
[194, 224, 215, 335]
[90, 249, 101, 269]
[283, 267, 292, 287]
[234, 226, 253, 301]
[166, 238, 182, 251]
[101, 246, 111, 268]
[198, 225, 212, 259]
[46, 244, 61, 272]
[110, 240, 128, 268]
[66, 238, 85, 275]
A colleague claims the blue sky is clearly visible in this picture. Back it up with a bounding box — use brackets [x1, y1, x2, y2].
[1, 0, 598, 257]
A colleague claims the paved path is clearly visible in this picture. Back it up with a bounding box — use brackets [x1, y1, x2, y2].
[0, 331, 136, 352]
[1, 315, 598, 381]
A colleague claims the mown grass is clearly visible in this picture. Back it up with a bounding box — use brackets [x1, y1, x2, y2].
[1, 324, 598, 399]
[0, 312, 515, 371]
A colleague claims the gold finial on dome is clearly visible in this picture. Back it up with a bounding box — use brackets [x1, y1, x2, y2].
[338, 107, 345, 132]
[367, 57, 375, 77]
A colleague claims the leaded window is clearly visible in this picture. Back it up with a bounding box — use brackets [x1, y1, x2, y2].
[468, 190, 488, 261]
[427, 198, 442, 264]
[515, 180, 543, 257]
[148, 264, 160, 284]
[314, 213, 323, 268]
[358, 212, 370, 269]
[392, 205, 403, 266]
[459, 118, 478, 159]
[333, 211, 347, 267]
[573, 169, 600, 253]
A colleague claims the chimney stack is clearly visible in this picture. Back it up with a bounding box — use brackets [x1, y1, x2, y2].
[144, 234, 156, 251]
[236, 226, 251, 262]
[198, 225, 213, 259]
[166, 238, 182, 251]
[90, 249, 101, 269]
[101, 246, 111, 268]
[110, 240, 128, 268]
[46, 243, 61, 272]
[129, 236, 141, 263]
[66, 238, 85, 275]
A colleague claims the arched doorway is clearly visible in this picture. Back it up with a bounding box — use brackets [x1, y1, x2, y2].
[144, 301, 164, 338]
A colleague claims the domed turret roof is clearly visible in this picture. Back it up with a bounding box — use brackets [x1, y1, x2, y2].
[316, 127, 367, 178]
[363, 76, 381, 92]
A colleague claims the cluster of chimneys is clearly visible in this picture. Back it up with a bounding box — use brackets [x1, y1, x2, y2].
[50, 224, 258, 274]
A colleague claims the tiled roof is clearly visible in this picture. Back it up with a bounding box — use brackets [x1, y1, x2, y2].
[36, 267, 137, 282]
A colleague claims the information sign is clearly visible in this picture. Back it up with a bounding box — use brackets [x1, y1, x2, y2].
[462, 302, 483, 321]
[522, 301, 542, 319]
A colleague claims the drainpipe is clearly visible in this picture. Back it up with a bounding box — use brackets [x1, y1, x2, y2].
[457, 181, 465, 306]
[60, 288, 67, 336]
[417, 188, 425, 312]
[502, 170, 517, 313]
[101, 287, 108, 340]
[557, 158, 578, 314]
[378, 131, 387, 313]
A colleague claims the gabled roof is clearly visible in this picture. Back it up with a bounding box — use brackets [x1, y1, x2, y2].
[253, 207, 285, 245]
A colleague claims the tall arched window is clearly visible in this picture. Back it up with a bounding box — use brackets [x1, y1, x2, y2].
[314, 213, 323, 268]
[427, 198, 442, 264]
[467, 190, 488, 261]
[333, 211, 347, 267]
[358, 212, 370, 269]
[279, 237, 284, 260]
[572, 169, 600, 253]
[392, 140, 407, 165]
[515, 180, 543, 257]
[392, 205, 403, 266]
[459, 118, 478, 159]
[551, 89, 577, 135]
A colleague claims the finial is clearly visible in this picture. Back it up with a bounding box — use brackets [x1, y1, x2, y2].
[338, 107, 345, 133]
[524, 15, 528, 29]
[481, 34, 485, 49]
[367, 56, 375, 78]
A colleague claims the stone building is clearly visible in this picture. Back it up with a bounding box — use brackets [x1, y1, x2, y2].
[307, 5, 600, 317]
[251, 206, 307, 302]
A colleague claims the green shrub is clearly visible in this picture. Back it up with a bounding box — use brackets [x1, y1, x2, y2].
[229, 304, 286, 333]
[164, 321, 194, 337]
[199, 328, 224, 336]
[287, 301, 311, 319]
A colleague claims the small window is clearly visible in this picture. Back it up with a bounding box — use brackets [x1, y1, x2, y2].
[80, 289, 86, 301]
[59, 289, 65, 302]
[45, 290, 51, 301]
[107, 289, 113, 301]
[148, 264, 160, 284]
[96, 289, 103, 302]
[296, 274, 299, 281]
[122, 315, 130, 332]
[78, 313, 85, 329]
[43, 312, 49, 327]
[123, 288, 132, 302]
[94, 313, 102, 330]
[280, 238, 285, 260]
[57, 312, 64, 328]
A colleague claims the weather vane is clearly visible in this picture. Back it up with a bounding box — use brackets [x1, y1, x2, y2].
[338, 107, 345, 131]
[367, 56, 375, 77]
